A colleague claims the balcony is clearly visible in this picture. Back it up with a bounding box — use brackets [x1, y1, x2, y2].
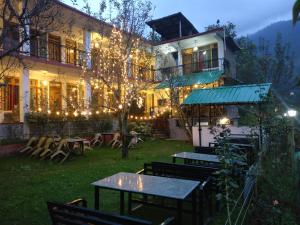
[155, 58, 228, 82]
[30, 41, 86, 67]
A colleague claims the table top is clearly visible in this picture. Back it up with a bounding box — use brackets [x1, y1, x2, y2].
[66, 138, 84, 143]
[101, 133, 115, 135]
[92, 172, 200, 200]
[172, 152, 220, 163]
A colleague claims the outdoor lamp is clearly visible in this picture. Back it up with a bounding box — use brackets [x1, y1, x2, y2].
[219, 117, 230, 125]
[286, 109, 297, 117]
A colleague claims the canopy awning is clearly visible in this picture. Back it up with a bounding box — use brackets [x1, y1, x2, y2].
[182, 83, 272, 105]
[156, 70, 223, 89]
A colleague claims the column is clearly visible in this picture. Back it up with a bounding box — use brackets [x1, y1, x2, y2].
[62, 82, 67, 110]
[83, 30, 91, 69]
[61, 37, 66, 63]
[84, 80, 92, 109]
[19, 67, 30, 138]
[178, 48, 183, 76]
[217, 39, 225, 71]
[155, 53, 162, 81]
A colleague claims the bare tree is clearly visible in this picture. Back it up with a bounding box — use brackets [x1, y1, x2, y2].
[82, 0, 153, 159]
[0, 0, 61, 80]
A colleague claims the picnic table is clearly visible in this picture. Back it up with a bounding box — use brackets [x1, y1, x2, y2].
[92, 172, 200, 225]
[66, 138, 84, 155]
[172, 152, 220, 164]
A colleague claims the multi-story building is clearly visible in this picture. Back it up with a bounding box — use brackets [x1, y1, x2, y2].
[0, 2, 239, 137]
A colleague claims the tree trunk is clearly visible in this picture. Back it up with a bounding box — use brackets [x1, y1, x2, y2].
[119, 112, 129, 159]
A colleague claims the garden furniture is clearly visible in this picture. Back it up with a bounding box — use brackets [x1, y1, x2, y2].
[31, 137, 54, 157]
[90, 133, 104, 147]
[108, 132, 122, 148]
[41, 138, 68, 159]
[92, 172, 199, 225]
[23, 136, 47, 155]
[172, 152, 220, 164]
[47, 198, 175, 225]
[19, 136, 39, 153]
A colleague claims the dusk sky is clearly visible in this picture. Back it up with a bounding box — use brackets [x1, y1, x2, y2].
[64, 0, 295, 36]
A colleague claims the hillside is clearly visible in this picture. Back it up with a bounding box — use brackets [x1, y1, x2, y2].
[248, 20, 300, 72]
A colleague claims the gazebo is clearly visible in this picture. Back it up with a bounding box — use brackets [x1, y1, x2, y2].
[181, 83, 272, 147]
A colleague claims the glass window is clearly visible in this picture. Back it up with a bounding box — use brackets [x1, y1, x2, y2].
[48, 34, 61, 62]
[49, 81, 62, 112]
[30, 80, 39, 111]
[0, 78, 19, 111]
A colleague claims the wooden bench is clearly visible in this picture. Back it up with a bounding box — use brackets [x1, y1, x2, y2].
[47, 199, 175, 225]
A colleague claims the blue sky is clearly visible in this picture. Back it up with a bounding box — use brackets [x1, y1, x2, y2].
[64, 0, 295, 36]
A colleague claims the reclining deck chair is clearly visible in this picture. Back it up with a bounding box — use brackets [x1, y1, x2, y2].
[24, 136, 47, 155]
[109, 132, 122, 148]
[31, 137, 54, 157]
[50, 139, 71, 164]
[19, 136, 39, 154]
[41, 138, 67, 159]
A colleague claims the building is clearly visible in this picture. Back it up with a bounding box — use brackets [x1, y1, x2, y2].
[0, 2, 240, 137]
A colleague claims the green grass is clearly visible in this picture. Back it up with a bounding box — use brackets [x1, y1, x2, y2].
[0, 140, 192, 225]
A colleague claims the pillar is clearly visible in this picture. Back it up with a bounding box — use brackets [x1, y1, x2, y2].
[61, 37, 66, 63]
[83, 30, 91, 69]
[19, 67, 30, 137]
[62, 82, 67, 109]
[178, 48, 183, 76]
[84, 80, 92, 109]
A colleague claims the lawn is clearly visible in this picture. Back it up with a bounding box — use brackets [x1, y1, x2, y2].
[0, 139, 192, 225]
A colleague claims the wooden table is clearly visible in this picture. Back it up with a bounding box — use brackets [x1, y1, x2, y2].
[92, 172, 200, 225]
[172, 152, 220, 164]
[66, 138, 84, 155]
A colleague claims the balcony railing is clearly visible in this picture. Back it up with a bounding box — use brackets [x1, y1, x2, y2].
[155, 58, 228, 82]
[30, 42, 86, 66]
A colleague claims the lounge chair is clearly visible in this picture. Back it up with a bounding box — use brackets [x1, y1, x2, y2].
[41, 138, 67, 159]
[24, 136, 47, 155]
[90, 133, 104, 147]
[31, 137, 54, 157]
[108, 132, 121, 148]
[19, 136, 39, 154]
[50, 139, 71, 164]
[128, 131, 138, 149]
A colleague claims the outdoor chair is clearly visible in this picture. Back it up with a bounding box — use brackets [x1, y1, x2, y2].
[50, 138, 71, 164]
[24, 136, 47, 155]
[109, 132, 122, 148]
[74, 136, 93, 151]
[19, 136, 39, 154]
[90, 133, 104, 147]
[128, 131, 138, 149]
[31, 137, 54, 157]
[42, 138, 68, 159]
[47, 199, 175, 225]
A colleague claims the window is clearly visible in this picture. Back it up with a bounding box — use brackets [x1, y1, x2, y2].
[49, 81, 62, 112]
[3, 22, 19, 53]
[30, 29, 47, 58]
[0, 78, 19, 111]
[66, 84, 78, 109]
[30, 80, 39, 111]
[65, 39, 77, 65]
[48, 34, 61, 62]
[191, 44, 219, 72]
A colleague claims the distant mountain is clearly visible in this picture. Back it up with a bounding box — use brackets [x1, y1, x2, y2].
[248, 20, 300, 73]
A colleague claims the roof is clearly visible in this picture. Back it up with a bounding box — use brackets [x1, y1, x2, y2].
[156, 70, 223, 89]
[147, 12, 198, 41]
[182, 83, 272, 105]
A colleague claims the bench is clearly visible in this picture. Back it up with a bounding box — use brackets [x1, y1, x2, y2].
[47, 199, 175, 225]
[194, 146, 217, 155]
[134, 162, 220, 224]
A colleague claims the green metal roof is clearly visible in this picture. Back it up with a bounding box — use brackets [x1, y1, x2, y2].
[182, 83, 272, 105]
[155, 70, 223, 89]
